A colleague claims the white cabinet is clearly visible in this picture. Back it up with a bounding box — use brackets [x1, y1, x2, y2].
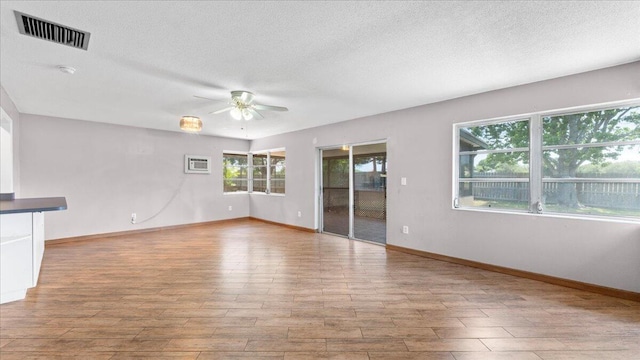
[0, 212, 44, 304]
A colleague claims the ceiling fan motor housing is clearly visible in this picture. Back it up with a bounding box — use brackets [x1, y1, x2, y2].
[231, 90, 255, 105]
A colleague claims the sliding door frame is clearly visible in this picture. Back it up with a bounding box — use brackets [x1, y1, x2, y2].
[317, 139, 388, 242]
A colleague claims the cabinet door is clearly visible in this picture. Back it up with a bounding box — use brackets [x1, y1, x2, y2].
[0, 212, 33, 303]
[0, 234, 32, 302]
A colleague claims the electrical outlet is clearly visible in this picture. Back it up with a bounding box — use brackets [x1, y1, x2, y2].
[297, 211, 302, 218]
[131, 213, 136, 224]
[228, 206, 232, 211]
[402, 226, 409, 234]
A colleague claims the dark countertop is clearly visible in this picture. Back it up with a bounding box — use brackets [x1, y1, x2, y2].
[0, 197, 67, 214]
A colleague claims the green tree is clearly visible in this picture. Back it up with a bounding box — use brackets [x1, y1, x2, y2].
[223, 155, 247, 191]
[577, 160, 640, 177]
[471, 107, 640, 208]
[470, 120, 530, 167]
[223, 160, 239, 187]
[543, 108, 639, 207]
[323, 157, 349, 187]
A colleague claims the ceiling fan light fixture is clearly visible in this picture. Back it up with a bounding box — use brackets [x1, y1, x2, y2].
[198, 90, 287, 121]
[230, 107, 242, 120]
[179, 115, 202, 132]
[242, 108, 253, 120]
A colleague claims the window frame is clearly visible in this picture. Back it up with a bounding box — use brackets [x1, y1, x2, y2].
[453, 100, 640, 222]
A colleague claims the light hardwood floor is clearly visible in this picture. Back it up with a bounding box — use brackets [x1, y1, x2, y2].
[1, 218, 638, 359]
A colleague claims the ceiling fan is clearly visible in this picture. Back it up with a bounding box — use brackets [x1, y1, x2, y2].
[197, 90, 288, 121]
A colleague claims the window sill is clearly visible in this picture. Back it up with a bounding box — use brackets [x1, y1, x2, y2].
[250, 192, 285, 197]
[223, 192, 249, 195]
[452, 206, 640, 225]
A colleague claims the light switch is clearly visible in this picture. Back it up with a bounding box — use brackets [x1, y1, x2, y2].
[401, 177, 407, 186]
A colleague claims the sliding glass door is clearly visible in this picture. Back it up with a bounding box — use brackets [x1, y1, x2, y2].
[320, 142, 387, 244]
[353, 144, 387, 243]
[321, 148, 350, 236]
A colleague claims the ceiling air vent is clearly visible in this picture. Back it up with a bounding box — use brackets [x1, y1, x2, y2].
[14, 11, 90, 50]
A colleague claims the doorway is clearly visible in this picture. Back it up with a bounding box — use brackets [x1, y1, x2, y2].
[320, 142, 387, 244]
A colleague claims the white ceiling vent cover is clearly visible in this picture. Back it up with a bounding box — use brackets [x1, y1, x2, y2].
[14, 11, 90, 50]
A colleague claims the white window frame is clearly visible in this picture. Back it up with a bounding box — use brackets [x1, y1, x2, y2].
[453, 99, 640, 222]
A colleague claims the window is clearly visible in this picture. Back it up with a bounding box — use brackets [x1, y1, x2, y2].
[223, 153, 248, 193]
[223, 149, 285, 194]
[252, 153, 268, 193]
[270, 151, 286, 194]
[457, 119, 530, 211]
[541, 107, 640, 217]
[454, 103, 640, 220]
[252, 149, 286, 194]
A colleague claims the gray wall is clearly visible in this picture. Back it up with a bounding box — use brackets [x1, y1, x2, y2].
[1, 85, 21, 196]
[250, 62, 640, 293]
[19, 115, 250, 239]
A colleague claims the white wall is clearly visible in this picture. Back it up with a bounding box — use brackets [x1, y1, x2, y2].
[0, 111, 13, 194]
[250, 62, 640, 293]
[1, 85, 20, 196]
[19, 115, 250, 240]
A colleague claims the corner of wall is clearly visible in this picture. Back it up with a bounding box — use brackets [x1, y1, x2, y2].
[0, 85, 21, 197]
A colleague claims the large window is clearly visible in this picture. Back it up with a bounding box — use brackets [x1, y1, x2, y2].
[454, 103, 640, 220]
[223, 149, 285, 194]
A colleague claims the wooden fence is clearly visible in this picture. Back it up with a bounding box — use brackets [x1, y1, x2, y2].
[472, 181, 640, 210]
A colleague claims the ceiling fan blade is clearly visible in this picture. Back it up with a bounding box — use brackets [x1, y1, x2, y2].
[253, 103, 288, 112]
[240, 91, 255, 104]
[247, 107, 264, 120]
[194, 95, 226, 102]
[210, 106, 235, 114]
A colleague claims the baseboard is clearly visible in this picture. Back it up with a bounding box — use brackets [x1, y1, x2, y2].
[249, 217, 317, 233]
[386, 244, 640, 302]
[45, 217, 251, 247]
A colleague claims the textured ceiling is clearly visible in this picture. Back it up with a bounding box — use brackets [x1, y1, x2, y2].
[1, 1, 639, 139]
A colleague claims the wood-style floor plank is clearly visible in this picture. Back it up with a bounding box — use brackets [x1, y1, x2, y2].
[1, 218, 638, 359]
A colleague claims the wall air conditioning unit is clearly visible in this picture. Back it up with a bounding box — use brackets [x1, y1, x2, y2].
[184, 155, 211, 174]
